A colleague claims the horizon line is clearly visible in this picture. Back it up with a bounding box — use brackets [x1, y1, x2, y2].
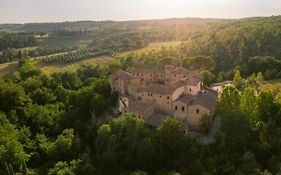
[0, 14, 278, 25]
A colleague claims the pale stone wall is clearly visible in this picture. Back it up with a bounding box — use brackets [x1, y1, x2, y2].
[171, 86, 185, 101]
[173, 100, 189, 120]
[187, 104, 210, 130]
[185, 83, 201, 95]
[140, 91, 173, 115]
[128, 79, 141, 97]
[122, 103, 154, 119]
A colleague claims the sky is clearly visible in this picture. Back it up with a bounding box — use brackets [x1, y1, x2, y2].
[0, 0, 281, 23]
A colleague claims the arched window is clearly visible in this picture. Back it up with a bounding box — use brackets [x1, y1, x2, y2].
[196, 109, 200, 114]
[175, 106, 178, 111]
[182, 107, 185, 112]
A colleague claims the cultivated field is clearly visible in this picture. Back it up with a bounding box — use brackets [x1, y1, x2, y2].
[0, 56, 115, 77]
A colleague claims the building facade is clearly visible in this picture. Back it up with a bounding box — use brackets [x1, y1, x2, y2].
[109, 65, 217, 132]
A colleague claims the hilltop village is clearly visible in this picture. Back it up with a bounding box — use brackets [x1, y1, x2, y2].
[109, 65, 217, 132]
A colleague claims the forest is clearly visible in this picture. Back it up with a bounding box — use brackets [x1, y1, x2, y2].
[1, 16, 281, 175]
[0, 54, 281, 175]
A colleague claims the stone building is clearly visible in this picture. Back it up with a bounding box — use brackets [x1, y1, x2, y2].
[109, 65, 217, 132]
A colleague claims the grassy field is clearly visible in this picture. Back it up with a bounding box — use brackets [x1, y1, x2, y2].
[38, 35, 93, 48]
[0, 56, 115, 77]
[37, 56, 115, 75]
[0, 61, 18, 77]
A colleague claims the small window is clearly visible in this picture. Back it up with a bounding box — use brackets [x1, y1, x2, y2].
[154, 99, 156, 102]
[196, 109, 200, 114]
[138, 115, 141, 118]
[148, 93, 149, 96]
[182, 107, 185, 112]
[175, 74, 177, 77]
[184, 75, 186, 78]
[175, 106, 178, 111]
[189, 89, 192, 92]
[167, 96, 170, 100]
[160, 95, 162, 98]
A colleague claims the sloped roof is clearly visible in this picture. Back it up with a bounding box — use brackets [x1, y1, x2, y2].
[129, 101, 153, 114]
[170, 67, 193, 75]
[143, 84, 176, 95]
[133, 68, 163, 74]
[176, 94, 197, 104]
[114, 70, 138, 80]
[145, 113, 167, 127]
[191, 92, 217, 109]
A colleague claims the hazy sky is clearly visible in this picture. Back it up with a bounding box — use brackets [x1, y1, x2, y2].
[0, 0, 281, 23]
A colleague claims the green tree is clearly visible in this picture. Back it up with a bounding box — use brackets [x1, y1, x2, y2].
[240, 88, 259, 126]
[217, 86, 241, 116]
[200, 70, 214, 86]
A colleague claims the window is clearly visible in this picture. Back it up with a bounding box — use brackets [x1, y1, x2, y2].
[154, 99, 156, 102]
[137, 73, 139, 76]
[189, 89, 192, 92]
[167, 96, 170, 100]
[184, 75, 186, 78]
[182, 107, 185, 112]
[160, 95, 162, 98]
[148, 93, 150, 96]
[175, 106, 178, 111]
[196, 109, 200, 114]
[115, 78, 118, 80]
[150, 74, 152, 77]
[175, 74, 177, 77]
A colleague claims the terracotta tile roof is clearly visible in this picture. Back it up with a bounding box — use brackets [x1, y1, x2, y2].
[177, 94, 197, 104]
[129, 101, 153, 114]
[143, 84, 176, 95]
[133, 68, 164, 74]
[114, 70, 138, 80]
[145, 113, 167, 127]
[170, 67, 193, 75]
[191, 92, 217, 109]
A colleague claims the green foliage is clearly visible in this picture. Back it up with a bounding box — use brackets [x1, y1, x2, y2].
[48, 159, 82, 175]
[188, 56, 215, 72]
[201, 70, 214, 86]
[240, 88, 259, 126]
[217, 86, 241, 116]
[199, 115, 212, 134]
[0, 122, 30, 174]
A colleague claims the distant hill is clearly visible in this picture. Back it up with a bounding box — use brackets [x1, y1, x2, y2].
[0, 18, 227, 32]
